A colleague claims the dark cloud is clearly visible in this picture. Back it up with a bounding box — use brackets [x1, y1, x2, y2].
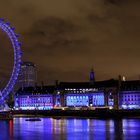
[22, 17, 90, 58]
[24, 17, 80, 48]
[104, 0, 122, 5]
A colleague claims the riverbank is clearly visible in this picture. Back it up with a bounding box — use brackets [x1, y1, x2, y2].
[12, 109, 140, 118]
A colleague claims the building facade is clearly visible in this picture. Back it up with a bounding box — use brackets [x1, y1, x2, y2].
[15, 86, 55, 110]
[17, 62, 37, 88]
[14, 70, 140, 110]
[57, 80, 118, 109]
[119, 81, 140, 109]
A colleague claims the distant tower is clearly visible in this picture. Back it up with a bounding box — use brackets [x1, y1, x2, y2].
[17, 62, 37, 88]
[89, 68, 95, 84]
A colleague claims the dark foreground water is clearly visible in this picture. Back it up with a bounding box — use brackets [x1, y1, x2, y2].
[1, 117, 140, 140]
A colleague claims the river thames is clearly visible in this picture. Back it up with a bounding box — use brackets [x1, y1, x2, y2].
[1, 117, 140, 140]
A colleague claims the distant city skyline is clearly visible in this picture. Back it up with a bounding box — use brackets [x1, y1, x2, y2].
[1, 0, 140, 86]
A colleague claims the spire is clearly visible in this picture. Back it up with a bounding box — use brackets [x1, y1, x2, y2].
[89, 68, 95, 84]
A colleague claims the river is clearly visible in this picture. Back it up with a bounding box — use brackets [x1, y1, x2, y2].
[0, 117, 140, 140]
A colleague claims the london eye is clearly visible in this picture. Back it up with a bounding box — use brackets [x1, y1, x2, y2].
[0, 19, 21, 106]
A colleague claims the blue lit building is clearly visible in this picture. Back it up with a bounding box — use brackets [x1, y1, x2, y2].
[119, 80, 140, 109]
[57, 79, 118, 109]
[14, 71, 140, 110]
[14, 79, 118, 110]
[14, 86, 55, 110]
[65, 92, 105, 107]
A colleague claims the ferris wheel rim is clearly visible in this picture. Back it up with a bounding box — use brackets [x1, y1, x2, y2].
[0, 19, 21, 104]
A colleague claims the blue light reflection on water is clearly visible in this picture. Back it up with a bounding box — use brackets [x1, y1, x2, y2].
[0, 118, 140, 140]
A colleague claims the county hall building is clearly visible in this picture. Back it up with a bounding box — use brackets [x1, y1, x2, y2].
[14, 70, 140, 110]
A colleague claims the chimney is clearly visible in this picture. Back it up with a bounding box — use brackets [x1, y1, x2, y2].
[118, 75, 122, 91]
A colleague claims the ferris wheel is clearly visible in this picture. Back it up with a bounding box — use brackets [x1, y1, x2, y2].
[0, 18, 22, 105]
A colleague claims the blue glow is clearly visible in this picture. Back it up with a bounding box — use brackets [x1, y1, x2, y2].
[55, 95, 61, 106]
[66, 94, 89, 106]
[120, 91, 140, 109]
[92, 93, 105, 106]
[0, 19, 21, 105]
[90, 71, 94, 81]
[65, 92, 104, 107]
[15, 95, 53, 110]
[108, 93, 114, 106]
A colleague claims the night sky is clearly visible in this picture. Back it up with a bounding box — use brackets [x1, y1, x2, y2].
[0, 0, 140, 87]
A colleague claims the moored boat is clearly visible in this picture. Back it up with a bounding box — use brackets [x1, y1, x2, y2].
[25, 118, 41, 121]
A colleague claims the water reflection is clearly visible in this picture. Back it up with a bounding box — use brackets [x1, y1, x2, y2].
[0, 117, 140, 140]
